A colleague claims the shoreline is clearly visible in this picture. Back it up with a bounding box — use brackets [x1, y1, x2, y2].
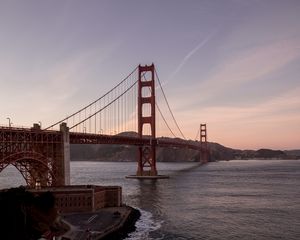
[61, 205, 141, 240]
[101, 206, 141, 240]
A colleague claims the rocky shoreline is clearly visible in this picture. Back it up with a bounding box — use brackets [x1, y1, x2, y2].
[0, 187, 141, 240]
[61, 205, 141, 240]
[101, 207, 141, 240]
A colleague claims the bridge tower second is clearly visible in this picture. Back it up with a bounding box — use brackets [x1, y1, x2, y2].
[137, 64, 157, 176]
[200, 123, 209, 163]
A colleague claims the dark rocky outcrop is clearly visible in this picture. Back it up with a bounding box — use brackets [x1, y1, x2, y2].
[0, 187, 66, 239]
[102, 206, 141, 240]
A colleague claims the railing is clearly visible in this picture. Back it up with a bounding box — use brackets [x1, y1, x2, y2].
[0, 125, 33, 130]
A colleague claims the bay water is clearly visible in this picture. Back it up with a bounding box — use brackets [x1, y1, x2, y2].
[1, 160, 299, 239]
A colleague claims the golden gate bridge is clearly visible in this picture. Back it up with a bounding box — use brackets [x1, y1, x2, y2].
[0, 64, 209, 187]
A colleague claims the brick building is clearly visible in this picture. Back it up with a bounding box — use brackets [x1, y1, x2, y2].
[30, 185, 122, 213]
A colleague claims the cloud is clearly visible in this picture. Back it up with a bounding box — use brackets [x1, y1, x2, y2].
[1, 41, 121, 127]
[196, 38, 300, 100]
[179, 87, 300, 148]
[193, 86, 300, 124]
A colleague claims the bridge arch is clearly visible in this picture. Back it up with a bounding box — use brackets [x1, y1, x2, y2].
[0, 151, 55, 187]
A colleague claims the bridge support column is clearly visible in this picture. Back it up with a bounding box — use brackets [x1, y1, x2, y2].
[136, 64, 157, 176]
[127, 64, 168, 179]
[60, 123, 70, 185]
[200, 124, 209, 163]
[137, 142, 157, 176]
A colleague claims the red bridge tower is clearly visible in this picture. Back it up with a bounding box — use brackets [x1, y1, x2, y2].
[200, 123, 209, 163]
[137, 64, 157, 176]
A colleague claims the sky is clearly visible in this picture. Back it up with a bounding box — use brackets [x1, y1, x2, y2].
[0, 0, 299, 150]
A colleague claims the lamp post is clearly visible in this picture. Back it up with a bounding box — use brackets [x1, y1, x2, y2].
[6, 117, 11, 127]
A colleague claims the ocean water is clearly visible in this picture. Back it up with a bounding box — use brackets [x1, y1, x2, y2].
[1, 160, 300, 239]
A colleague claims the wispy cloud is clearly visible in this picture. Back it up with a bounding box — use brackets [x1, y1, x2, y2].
[198, 38, 300, 97]
[181, 87, 300, 148]
[202, 87, 300, 124]
[8, 41, 121, 126]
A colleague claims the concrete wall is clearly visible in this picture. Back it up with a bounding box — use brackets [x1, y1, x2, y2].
[60, 123, 70, 185]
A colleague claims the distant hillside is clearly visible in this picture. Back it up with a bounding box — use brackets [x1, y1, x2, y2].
[70, 132, 300, 161]
[284, 150, 300, 158]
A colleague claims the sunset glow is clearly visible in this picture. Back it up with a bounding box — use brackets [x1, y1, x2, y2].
[0, 1, 299, 150]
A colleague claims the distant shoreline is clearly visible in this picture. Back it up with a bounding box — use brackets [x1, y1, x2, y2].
[70, 158, 300, 162]
[71, 143, 300, 162]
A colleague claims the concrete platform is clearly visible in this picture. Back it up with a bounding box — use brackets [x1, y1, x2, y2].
[125, 175, 170, 179]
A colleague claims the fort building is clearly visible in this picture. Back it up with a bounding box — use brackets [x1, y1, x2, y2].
[30, 185, 122, 213]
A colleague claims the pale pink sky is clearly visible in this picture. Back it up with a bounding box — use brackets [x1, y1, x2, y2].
[0, 0, 299, 150]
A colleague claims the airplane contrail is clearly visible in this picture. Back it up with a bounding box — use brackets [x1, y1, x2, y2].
[164, 31, 217, 86]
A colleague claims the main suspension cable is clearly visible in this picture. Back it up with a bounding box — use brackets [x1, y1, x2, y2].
[194, 127, 200, 141]
[154, 68, 186, 140]
[70, 80, 138, 130]
[142, 74, 176, 138]
[45, 66, 138, 130]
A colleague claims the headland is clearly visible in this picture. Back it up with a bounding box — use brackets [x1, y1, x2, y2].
[0, 185, 140, 240]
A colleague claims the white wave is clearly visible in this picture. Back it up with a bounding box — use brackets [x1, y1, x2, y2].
[124, 208, 164, 240]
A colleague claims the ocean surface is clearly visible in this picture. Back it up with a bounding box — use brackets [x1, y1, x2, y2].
[1, 160, 300, 239]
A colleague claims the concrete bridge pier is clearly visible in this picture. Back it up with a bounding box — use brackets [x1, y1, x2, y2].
[60, 123, 70, 185]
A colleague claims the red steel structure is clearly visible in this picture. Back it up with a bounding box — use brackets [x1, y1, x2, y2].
[0, 64, 210, 186]
[0, 124, 65, 186]
[137, 64, 157, 176]
[200, 124, 209, 163]
[0, 125, 207, 186]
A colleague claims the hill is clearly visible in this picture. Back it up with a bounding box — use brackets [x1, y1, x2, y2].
[70, 132, 300, 161]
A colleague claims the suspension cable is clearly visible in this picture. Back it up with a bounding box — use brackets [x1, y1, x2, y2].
[70, 80, 138, 130]
[142, 74, 176, 138]
[194, 127, 200, 141]
[45, 66, 138, 130]
[154, 68, 186, 140]
[156, 103, 177, 138]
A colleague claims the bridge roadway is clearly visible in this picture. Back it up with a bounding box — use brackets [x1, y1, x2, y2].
[0, 126, 202, 152]
[1, 125, 205, 186]
[70, 132, 201, 151]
